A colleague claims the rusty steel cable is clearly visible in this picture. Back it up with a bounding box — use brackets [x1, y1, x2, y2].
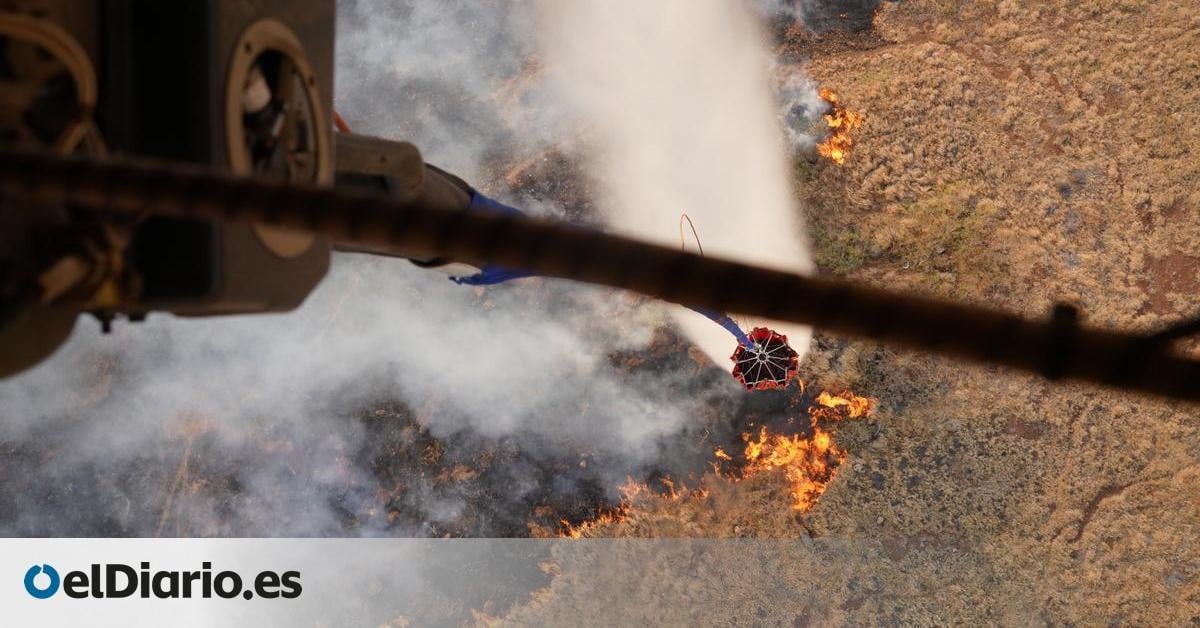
[0, 147, 1197, 402]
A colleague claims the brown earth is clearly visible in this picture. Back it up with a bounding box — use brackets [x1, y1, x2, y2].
[504, 1, 1200, 625]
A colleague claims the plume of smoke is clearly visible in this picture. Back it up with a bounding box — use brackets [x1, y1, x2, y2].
[334, 0, 566, 184]
[0, 0, 823, 536]
[533, 0, 815, 366]
[0, 254, 737, 535]
[778, 71, 830, 155]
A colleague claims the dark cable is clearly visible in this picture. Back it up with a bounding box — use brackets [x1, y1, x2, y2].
[0, 147, 1197, 402]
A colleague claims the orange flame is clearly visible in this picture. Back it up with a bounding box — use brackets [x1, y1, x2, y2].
[727, 389, 876, 511]
[816, 88, 863, 166]
[812, 390, 876, 421]
[559, 388, 877, 536]
[741, 424, 843, 511]
[557, 477, 708, 538]
[559, 508, 627, 539]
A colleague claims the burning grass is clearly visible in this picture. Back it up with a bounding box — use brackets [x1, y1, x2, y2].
[724, 390, 875, 512]
[816, 88, 864, 165]
[556, 388, 878, 537]
[555, 478, 711, 539]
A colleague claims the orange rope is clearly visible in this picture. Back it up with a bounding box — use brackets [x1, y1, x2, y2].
[679, 213, 704, 256]
[333, 110, 352, 134]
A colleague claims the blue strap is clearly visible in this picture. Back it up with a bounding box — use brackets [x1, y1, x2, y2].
[466, 191, 526, 216]
[450, 266, 536, 286]
[448, 193, 536, 285]
[688, 306, 751, 347]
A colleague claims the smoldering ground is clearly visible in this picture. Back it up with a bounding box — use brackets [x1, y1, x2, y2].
[0, 0, 828, 536]
[761, 0, 883, 34]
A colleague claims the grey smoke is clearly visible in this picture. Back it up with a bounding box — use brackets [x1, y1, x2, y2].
[334, 0, 566, 185]
[779, 70, 830, 155]
[0, 0, 825, 536]
[0, 251, 742, 535]
[535, 0, 817, 365]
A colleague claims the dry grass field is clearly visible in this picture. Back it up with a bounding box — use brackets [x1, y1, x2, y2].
[509, 1, 1200, 624]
